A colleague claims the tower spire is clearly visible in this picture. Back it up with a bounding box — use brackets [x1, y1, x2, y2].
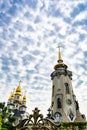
[54, 46, 67, 70]
[57, 46, 63, 62]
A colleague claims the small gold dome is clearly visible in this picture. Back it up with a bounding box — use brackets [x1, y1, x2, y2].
[16, 85, 22, 95]
[7, 92, 14, 103]
[20, 98, 23, 104]
[23, 95, 26, 102]
[11, 92, 14, 99]
[10, 92, 15, 100]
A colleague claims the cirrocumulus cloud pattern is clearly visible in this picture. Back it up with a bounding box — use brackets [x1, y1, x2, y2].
[0, 0, 87, 117]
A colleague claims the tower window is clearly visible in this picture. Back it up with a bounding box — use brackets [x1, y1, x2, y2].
[52, 85, 55, 96]
[16, 104, 18, 108]
[52, 101, 54, 107]
[65, 83, 70, 94]
[57, 98, 62, 108]
[54, 112, 62, 122]
[17, 96, 19, 99]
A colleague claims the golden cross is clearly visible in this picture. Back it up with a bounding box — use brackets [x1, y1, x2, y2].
[19, 80, 22, 86]
[57, 45, 62, 51]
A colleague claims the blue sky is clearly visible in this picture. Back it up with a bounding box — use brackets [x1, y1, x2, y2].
[0, 0, 87, 117]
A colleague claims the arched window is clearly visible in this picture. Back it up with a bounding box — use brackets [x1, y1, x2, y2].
[54, 112, 62, 122]
[57, 98, 62, 108]
[16, 104, 18, 108]
[17, 96, 19, 99]
[52, 85, 55, 96]
[65, 83, 70, 94]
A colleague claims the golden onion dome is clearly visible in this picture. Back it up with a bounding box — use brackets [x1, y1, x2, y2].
[20, 98, 23, 104]
[10, 92, 14, 99]
[9, 92, 15, 100]
[16, 85, 22, 95]
[7, 92, 14, 103]
[23, 95, 26, 102]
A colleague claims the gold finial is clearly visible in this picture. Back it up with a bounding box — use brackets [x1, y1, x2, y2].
[57, 46, 63, 62]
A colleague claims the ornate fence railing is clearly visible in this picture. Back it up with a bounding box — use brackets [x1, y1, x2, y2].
[16, 107, 61, 130]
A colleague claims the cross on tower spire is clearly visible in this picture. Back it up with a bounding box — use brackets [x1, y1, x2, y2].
[57, 46, 63, 62]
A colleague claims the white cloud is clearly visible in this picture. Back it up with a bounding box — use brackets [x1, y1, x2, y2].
[73, 10, 87, 22]
[0, 0, 87, 119]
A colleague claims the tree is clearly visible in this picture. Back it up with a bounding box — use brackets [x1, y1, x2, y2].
[0, 102, 15, 130]
[0, 115, 2, 129]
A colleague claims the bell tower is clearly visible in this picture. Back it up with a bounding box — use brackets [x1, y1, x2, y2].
[14, 81, 22, 110]
[51, 46, 86, 122]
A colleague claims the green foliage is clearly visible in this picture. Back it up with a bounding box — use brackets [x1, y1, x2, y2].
[58, 122, 87, 130]
[0, 115, 2, 129]
[0, 102, 15, 130]
[0, 102, 5, 109]
[1, 128, 8, 130]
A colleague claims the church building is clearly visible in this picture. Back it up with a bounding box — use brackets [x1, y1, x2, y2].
[7, 82, 29, 125]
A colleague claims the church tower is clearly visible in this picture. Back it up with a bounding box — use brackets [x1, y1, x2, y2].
[14, 81, 22, 110]
[51, 46, 86, 122]
[7, 91, 15, 110]
[7, 82, 29, 125]
[19, 93, 27, 113]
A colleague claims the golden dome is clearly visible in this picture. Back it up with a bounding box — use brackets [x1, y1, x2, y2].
[7, 92, 14, 103]
[23, 95, 26, 102]
[20, 98, 23, 104]
[10, 92, 15, 100]
[16, 85, 22, 95]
